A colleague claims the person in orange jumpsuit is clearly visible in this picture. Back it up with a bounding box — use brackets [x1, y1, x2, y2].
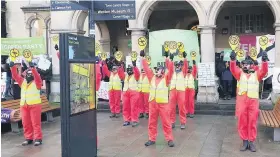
[122, 60, 140, 127]
[103, 62, 125, 118]
[141, 51, 175, 147]
[169, 51, 188, 129]
[10, 61, 43, 146]
[234, 60, 243, 118]
[185, 60, 197, 118]
[138, 68, 150, 119]
[230, 51, 268, 152]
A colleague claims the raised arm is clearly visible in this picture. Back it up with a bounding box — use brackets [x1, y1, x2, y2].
[96, 62, 102, 91]
[10, 65, 24, 87]
[257, 61, 268, 81]
[102, 63, 111, 77]
[165, 58, 174, 86]
[133, 66, 140, 81]
[230, 60, 241, 80]
[142, 58, 154, 82]
[182, 59, 188, 77]
[117, 66, 125, 80]
[31, 67, 42, 90]
[192, 65, 197, 78]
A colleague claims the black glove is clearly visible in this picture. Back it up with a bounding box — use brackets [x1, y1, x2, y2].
[132, 60, 136, 67]
[170, 53, 174, 61]
[164, 51, 169, 58]
[140, 50, 145, 57]
[254, 60, 258, 66]
[94, 56, 100, 64]
[9, 61, 15, 67]
[193, 60, 196, 65]
[230, 51, 236, 61]
[29, 62, 34, 67]
[183, 51, 187, 58]
[54, 44, 59, 50]
[262, 51, 269, 62]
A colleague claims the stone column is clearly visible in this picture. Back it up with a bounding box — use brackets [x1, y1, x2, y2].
[99, 39, 111, 53]
[271, 23, 280, 102]
[196, 25, 219, 104]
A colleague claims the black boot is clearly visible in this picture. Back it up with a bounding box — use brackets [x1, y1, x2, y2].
[123, 121, 130, 126]
[22, 139, 33, 146]
[145, 140, 155, 146]
[109, 114, 116, 118]
[248, 141, 256, 152]
[144, 113, 149, 119]
[189, 114, 194, 118]
[34, 139, 42, 146]
[172, 123, 175, 129]
[180, 124, 186, 130]
[240, 140, 249, 151]
[115, 114, 120, 118]
[132, 122, 139, 127]
[168, 140, 175, 147]
[139, 113, 144, 118]
[186, 114, 190, 118]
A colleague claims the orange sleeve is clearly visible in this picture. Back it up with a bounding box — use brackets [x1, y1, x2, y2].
[165, 58, 174, 86]
[230, 61, 241, 80]
[11, 66, 24, 87]
[31, 68, 42, 90]
[96, 63, 102, 91]
[102, 64, 111, 77]
[118, 66, 125, 80]
[182, 59, 188, 77]
[133, 67, 140, 81]
[257, 61, 268, 81]
[192, 65, 197, 78]
[142, 58, 154, 82]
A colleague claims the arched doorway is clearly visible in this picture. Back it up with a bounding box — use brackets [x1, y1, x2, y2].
[212, 1, 278, 99]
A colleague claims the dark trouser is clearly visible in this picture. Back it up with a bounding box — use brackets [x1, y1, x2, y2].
[222, 80, 232, 98]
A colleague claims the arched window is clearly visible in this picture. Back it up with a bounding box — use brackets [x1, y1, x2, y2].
[30, 18, 44, 37]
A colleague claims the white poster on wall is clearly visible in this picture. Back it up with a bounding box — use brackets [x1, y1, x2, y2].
[272, 68, 280, 92]
[256, 35, 275, 80]
[198, 62, 215, 86]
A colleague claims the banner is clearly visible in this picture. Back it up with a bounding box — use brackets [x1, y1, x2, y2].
[97, 81, 109, 100]
[1, 37, 46, 56]
[256, 35, 275, 80]
[239, 35, 256, 56]
[149, 29, 200, 68]
[223, 48, 232, 61]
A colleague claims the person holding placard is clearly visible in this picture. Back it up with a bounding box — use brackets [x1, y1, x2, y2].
[169, 51, 188, 129]
[140, 50, 175, 147]
[230, 51, 268, 152]
[185, 60, 197, 118]
[102, 60, 125, 118]
[10, 60, 43, 146]
[122, 59, 140, 127]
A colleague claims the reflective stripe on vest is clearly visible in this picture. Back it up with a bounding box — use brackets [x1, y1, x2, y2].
[123, 74, 138, 91]
[170, 72, 185, 91]
[149, 76, 169, 103]
[138, 74, 150, 93]
[108, 74, 121, 91]
[20, 80, 41, 106]
[185, 74, 195, 89]
[238, 72, 259, 98]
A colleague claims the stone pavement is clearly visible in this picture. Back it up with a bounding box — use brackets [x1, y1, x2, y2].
[2, 113, 280, 157]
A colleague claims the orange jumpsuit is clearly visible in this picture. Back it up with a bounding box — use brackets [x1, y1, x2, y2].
[185, 65, 197, 115]
[142, 58, 174, 142]
[103, 65, 125, 115]
[230, 61, 267, 142]
[169, 59, 188, 125]
[122, 67, 140, 122]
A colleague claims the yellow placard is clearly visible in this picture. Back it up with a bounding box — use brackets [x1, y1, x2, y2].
[138, 37, 147, 50]
[259, 35, 269, 51]
[178, 52, 184, 61]
[100, 52, 107, 61]
[95, 42, 101, 56]
[114, 51, 123, 61]
[164, 43, 169, 52]
[131, 51, 137, 61]
[228, 35, 240, 51]
[249, 46, 257, 60]
[164, 41, 177, 54]
[9, 48, 20, 62]
[236, 49, 245, 61]
[145, 55, 151, 65]
[177, 42, 185, 53]
[23, 49, 33, 62]
[52, 35, 59, 44]
[191, 51, 197, 60]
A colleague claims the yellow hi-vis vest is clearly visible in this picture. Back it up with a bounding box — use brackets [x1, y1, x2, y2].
[238, 72, 259, 98]
[123, 74, 138, 91]
[185, 74, 195, 89]
[169, 72, 185, 91]
[138, 74, 150, 93]
[149, 76, 169, 103]
[108, 74, 121, 91]
[20, 80, 41, 106]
